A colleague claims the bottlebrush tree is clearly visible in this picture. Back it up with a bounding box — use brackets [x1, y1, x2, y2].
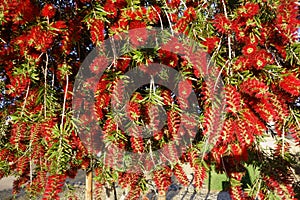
[0, 0, 300, 199]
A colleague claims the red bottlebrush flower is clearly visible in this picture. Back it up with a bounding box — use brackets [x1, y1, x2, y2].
[51, 21, 67, 32]
[193, 165, 206, 192]
[106, 0, 127, 9]
[173, 163, 190, 186]
[148, 5, 161, 23]
[289, 125, 300, 145]
[253, 53, 267, 70]
[129, 20, 146, 30]
[242, 44, 257, 56]
[237, 3, 259, 18]
[118, 172, 135, 188]
[219, 119, 235, 145]
[16, 156, 29, 175]
[230, 143, 243, 158]
[178, 79, 192, 99]
[202, 37, 220, 53]
[174, 17, 189, 34]
[103, 118, 117, 137]
[104, 3, 118, 19]
[244, 35, 258, 45]
[273, 43, 287, 58]
[229, 183, 244, 200]
[202, 105, 224, 142]
[122, 9, 136, 20]
[126, 186, 143, 199]
[43, 174, 66, 200]
[167, 109, 180, 140]
[94, 76, 109, 95]
[183, 7, 197, 22]
[41, 4, 56, 18]
[118, 18, 128, 30]
[169, 13, 178, 23]
[145, 103, 161, 133]
[95, 92, 110, 119]
[242, 108, 265, 135]
[6, 76, 31, 98]
[184, 150, 197, 167]
[251, 98, 278, 122]
[268, 94, 289, 123]
[236, 29, 247, 42]
[232, 56, 251, 72]
[127, 101, 141, 121]
[279, 74, 300, 96]
[158, 49, 179, 68]
[239, 78, 269, 99]
[136, 7, 147, 19]
[153, 130, 164, 140]
[111, 78, 125, 109]
[153, 167, 172, 191]
[116, 55, 131, 72]
[213, 14, 231, 34]
[89, 19, 105, 44]
[166, 0, 181, 9]
[129, 20, 147, 47]
[225, 85, 241, 115]
[237, 119, 254, 146]
[181, 113, 198, 130]
[130, 136, 144, 153]
[161, 89, 173, 106]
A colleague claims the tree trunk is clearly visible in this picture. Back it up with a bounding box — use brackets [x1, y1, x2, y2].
[86, 170, 93, 200]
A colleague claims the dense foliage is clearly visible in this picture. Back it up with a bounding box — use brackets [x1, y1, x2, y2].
[1, 0, 300, 199]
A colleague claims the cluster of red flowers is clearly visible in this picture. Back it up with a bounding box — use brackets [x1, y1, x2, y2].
[2, 0, 300, 199]
[213, 14, 231, 34]
[41, 4, 56, 18]
[237, 3, 259, 18]
[167, 109, 180, 140]
[202, 36, 220, 53]
[2, 0, 38, 27]
[5, 75, 30, 98]
[126, 93, 142, 121]
[153, 167, 172, 191]
[240, 78, 270, 99]
[263, 176, 297, 199]
[110, 6, 161, 38]
[166, 0, 181, 9]
[43, 174, 66, 200]
[174, 7, 197, 34]
[225, 85, 241, 115]
[193, 164, 207, 191]
[88, 19, 105, 44]
[173, 163, 190, 186]
[158, 49, 179, 68]
[229, 172, 245, 200]
[279, 74, 300, 96]
[13, 25, 55, 54]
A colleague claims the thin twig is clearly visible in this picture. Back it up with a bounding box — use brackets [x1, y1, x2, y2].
[21, 85, 30, 117]
[255, 179, 262, 199]
[282, 120, 286, 157]
[290, 107, 300, 128]
[221, 0, 232, 60]
[44, 53, 49, 118]
[152, 6, 163, 30]
[164, 10, 174, 36]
